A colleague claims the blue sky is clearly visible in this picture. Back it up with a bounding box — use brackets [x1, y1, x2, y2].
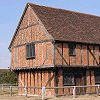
[0, 0, 100, 68]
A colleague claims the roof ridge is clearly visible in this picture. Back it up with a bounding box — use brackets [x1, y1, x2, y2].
[28, 2, 100, 19]
[9, 2, 100, 49]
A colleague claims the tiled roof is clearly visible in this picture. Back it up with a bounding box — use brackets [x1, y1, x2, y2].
[29, 3, 100, 44]
[9, 3, 100, 49]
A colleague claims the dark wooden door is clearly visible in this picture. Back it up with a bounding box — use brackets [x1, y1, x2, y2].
[75, 70, 86, 94]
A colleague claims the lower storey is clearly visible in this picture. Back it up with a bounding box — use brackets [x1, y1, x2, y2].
[16, 67, 100, 96]
[18, 69, 55, 96]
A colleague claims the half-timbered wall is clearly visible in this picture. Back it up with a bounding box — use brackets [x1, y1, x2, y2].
[10, 4, 100, 69]
[11, 42, 54, 69]
[18, 70, 55, 96]
[55, 68, 96, 95]
[10, 5, 54, 69]
[10, 4, 100, 96]
[55, 43, 100, 67]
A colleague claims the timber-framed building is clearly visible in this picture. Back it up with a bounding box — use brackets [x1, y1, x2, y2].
[9, 3, 100, 96]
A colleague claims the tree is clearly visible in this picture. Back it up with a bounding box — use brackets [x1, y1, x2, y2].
[0, 71, 17, 84]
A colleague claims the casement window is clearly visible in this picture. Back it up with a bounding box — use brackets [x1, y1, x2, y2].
[63, 70, 75, 86]
[94, 70, 100, 84]
[26, 42, 35, 59]
[68, 43, 76, 56]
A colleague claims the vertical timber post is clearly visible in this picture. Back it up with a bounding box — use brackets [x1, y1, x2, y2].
[10, 86, 12, 96]
[2, 84, 4, 91]
[54, 68, 58, 96]
[96, 85, 100, 96]
[73, 86, 76, 98]
[24, 86, 27, 96]
[42, 86, 46, 100]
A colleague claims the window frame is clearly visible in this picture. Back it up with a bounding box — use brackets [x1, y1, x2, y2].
[68, 43, 76, 56]
[94, 70, 100, 84]
[26, 42, 35, 59]
[63, 70, 75, 86]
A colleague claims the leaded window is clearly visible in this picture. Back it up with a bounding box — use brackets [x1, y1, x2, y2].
[95, 70, 100, 84]
[68, 43, 76, 56]
[26, 42, 35, 59]
[63, 70, 75, 86]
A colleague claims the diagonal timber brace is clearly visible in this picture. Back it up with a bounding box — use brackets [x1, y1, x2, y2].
[55, 45, 69, 65]
[88, 47, 99, 65]
[45, 73, 54, 87]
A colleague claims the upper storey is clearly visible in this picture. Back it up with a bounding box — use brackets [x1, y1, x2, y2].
[9, 3, 53, 49]
[9, 3, 100, 70]
[9, 3, 100, 49]
[9, 4, 54, 69]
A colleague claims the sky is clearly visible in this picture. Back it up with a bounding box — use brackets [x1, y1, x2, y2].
[0, 0, 100, 69]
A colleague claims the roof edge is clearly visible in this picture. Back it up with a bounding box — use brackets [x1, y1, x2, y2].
[28, 2, 100, 18]
[8, 3, 30, 50]
[9, 2, 100, 50]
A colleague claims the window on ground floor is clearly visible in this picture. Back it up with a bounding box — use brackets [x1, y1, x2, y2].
[94, 69, 100, 84]
[63, 69, 86, 86]
[63, 70, 75, 86]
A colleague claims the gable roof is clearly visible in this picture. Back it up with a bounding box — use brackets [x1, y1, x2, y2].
[9, 3, 100, 49]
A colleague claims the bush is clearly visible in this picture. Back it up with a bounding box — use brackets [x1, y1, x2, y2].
[0, 71, 17, 84]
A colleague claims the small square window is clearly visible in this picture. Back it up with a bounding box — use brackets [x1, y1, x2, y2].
[26, 42, 35, 59]
[68, 43, 76, 56]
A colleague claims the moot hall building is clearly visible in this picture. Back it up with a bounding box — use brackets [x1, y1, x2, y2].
[9, 3, 100, 96]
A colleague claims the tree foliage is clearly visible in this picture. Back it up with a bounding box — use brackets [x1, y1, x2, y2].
[0, 71, 17, 84]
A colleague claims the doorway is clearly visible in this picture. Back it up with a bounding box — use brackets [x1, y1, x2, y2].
[75, 69, 86, 94]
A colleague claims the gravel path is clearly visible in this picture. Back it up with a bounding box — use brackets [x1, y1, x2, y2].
[0, 95, 100, 100]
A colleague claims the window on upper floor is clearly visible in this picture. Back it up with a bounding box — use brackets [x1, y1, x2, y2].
[26, 42, 35, 59]
[68, 43, 76, 56]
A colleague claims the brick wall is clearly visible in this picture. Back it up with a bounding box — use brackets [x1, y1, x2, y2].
[11, 6, 54, 69]
[18, 70, 55, 96]
[55, 43, 100, 67]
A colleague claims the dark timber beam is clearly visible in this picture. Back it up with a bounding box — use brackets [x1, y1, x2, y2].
[11, 39, 54, 49]
[88, 47, 99, 65]
[54, 44, 69, 65]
